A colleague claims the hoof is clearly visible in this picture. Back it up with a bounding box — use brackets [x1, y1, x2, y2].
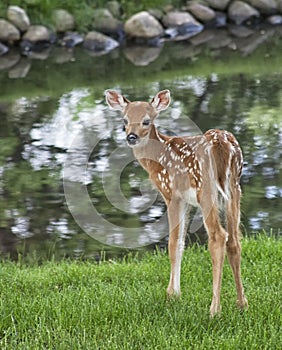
[237, 296, 248, 310]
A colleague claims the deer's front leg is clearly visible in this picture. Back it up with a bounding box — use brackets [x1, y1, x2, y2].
[166, 199, 188, 297]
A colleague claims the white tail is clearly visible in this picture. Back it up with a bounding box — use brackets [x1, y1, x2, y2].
[105, 89, 248, 316]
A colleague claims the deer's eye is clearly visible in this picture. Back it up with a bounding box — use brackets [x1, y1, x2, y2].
[142, 119, 150, 126]
[123, 119, 128, 126]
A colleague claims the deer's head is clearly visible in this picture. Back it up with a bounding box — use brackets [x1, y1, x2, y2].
[105, 90, 171, 148]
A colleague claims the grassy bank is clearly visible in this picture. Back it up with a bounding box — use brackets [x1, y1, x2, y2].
[0, 234, 281, 349]
[0, 0, 181, 31]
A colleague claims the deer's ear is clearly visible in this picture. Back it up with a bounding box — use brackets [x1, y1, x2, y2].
[151, 90, 171, 112]
[105, 90, 130, 111]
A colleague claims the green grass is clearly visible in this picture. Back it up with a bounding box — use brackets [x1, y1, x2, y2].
[0, 234, 281, 349]
[0, 0, 182, 31]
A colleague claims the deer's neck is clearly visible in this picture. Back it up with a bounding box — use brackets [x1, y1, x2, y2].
[132, 125, 167, 172]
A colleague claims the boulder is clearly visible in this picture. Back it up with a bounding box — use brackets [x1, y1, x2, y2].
[246, 0, 278, 16]
[187, 3, 216, 23]
[83, 31, 119, 54]
[163, 11, 199, 27]
[205, 0, 231, 11]
[228, 1, 260, 25]
[92, 8, 123, 39]
[0, 19, 20, 43]
[106, 1, 122, 18]
[52, 9, 75, 32]
[0, 43, 9, 56]
[23, 25, 51, 42]
[124, 11, 163, 38]
[266, 15, 282, 25]
[59, 32, 84, 48]
[163, 11, 203, 40]
[7, 6, 30, 32]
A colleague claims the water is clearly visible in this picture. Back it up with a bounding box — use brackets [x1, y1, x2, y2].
[0, 38, 282, 261]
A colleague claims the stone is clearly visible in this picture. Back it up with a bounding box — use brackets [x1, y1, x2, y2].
[59, 32, 84, 48]
[0, 19, 20, 43]
[92, 8, 123, 39]
[53, 9, 75, 32]
[266, 15, 282, 25]
[163, 11, 203, 41]
[83, 31, 119, 54]
[23, 25, 51, 42]
[246, 0, 278, 16]
[228, 1, 260, 26]
[7, 6, 30, 32]
[187, 3, 216, 23]
[0, 43, 9, 56]
[106, 1, 122, 18]
[163, 11, 199, 27]
[205, 0, 231, 11]
[124, 11, 163, 38]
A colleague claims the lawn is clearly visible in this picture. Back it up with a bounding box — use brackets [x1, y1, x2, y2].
[0, 234, 281, 349]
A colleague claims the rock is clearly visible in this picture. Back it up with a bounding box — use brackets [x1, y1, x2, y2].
[0, 19, 20, 43]
[0, 51, 20, 70]
[266, 15, 282, 25]
[106, 1, 122, 18]
[228, 1, 260, 26]
[246, 0, 278, 16]
[8, 59, 31, 78]
[187, 2, 216, 23]
[59, 32, 84, 48]
[53, 9, 75, 32]
[92, 8, 123, 40]
[205, 0, 231, 11]
[0, 43, 9, 56]
[163, 11, 204, 41]
[123, 46, 162, 66]
[163, 11, 197, 27]
[23, 25, 52, 42]
[214, 11, 227, 27]
[124, 11, 163, 39]
[83, 31, 119, 55]
[7, 6, 30, 32]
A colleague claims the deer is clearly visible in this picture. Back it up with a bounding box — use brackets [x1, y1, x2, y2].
[105, 89, 248, 316]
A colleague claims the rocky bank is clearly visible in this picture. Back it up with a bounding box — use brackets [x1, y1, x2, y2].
[0, 1, 282, 76]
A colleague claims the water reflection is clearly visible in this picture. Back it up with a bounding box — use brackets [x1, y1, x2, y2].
[0, 55, 281, 260]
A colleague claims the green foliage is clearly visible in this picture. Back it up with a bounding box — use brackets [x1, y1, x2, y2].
[0, 0, 183, 31]
[0, 235, 281, 349]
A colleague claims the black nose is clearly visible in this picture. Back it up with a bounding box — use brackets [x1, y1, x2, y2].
[127, 133, 138, 145]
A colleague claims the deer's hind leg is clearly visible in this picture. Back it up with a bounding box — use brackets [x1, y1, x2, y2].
[226, 184, 248, 310]
[204, 205, 228, 316]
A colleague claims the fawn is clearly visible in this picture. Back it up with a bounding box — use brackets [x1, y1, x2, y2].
[105, 89, 248, 316]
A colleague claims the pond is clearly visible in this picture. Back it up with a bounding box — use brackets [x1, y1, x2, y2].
[0, 33, 282, 261]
